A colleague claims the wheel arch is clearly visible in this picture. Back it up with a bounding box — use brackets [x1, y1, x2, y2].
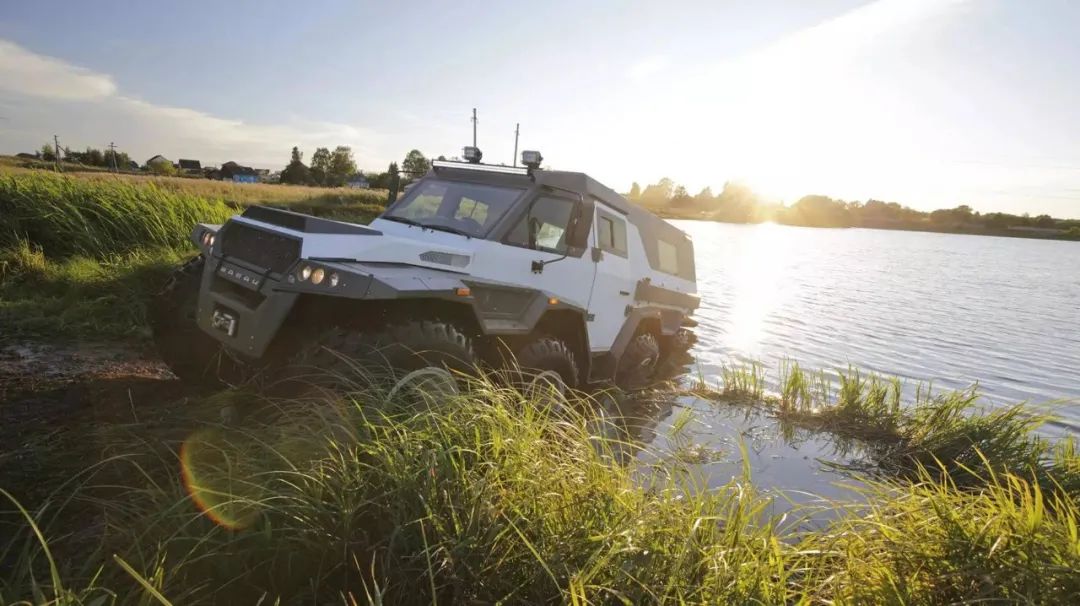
[531, 309, 590, 381]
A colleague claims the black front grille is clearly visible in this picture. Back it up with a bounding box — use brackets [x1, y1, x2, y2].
[219, 222, 300, 274]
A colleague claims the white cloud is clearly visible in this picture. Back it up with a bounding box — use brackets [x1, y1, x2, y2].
[0, 39, 385, 169]
[0, 40, 116, 100]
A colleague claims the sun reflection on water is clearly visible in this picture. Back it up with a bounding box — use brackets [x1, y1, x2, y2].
[721, 222, 793, 356]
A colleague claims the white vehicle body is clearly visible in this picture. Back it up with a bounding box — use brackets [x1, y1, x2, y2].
[188, 159, 698, 385]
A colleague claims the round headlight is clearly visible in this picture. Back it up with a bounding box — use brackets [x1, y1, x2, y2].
[299, 265, 312, 281]
[311, 268, 325, 285]
[328, 273, 340, 287]
[201, 231, 211, 246]
[207, 233, 215, 247]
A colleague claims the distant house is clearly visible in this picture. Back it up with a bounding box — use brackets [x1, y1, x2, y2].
[346, 174, 370, 189]
[128, 160, 140, 171]
[220, 160, 258, 183]
[217, 159, 254, 178]
[146, 155, 171, 169]
[178, 158, 202, 172]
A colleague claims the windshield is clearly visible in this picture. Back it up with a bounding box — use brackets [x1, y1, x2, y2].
[383, 179, 525, 237]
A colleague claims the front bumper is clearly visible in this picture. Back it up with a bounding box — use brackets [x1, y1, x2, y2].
[194, 253, 474, 359]
[196, 256, 300, 358]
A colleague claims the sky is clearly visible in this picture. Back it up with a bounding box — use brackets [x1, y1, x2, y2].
[2, 0, 1079, 217]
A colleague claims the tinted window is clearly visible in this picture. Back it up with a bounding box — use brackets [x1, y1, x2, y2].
[657, 239, 679, 274]
[597, 213, 627, 257]
[385, 179, 523, 237]
[506, 196, 576, 254]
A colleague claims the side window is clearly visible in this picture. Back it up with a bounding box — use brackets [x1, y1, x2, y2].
[657, 239, 680, 274]
[596, 212, 627, 257]
[505, 196, 576, 254]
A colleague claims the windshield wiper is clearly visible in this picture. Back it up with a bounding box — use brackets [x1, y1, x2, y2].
[383, 216, 473, 238]
[382, 215, 425, 228]
[420, 224, 473, 238]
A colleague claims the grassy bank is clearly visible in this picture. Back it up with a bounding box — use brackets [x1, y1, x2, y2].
[2, 369, 1078, 604]
[0, 170, 384, 340]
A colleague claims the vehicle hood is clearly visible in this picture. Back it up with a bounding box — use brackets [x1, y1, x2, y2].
[233, 215, 475, 274]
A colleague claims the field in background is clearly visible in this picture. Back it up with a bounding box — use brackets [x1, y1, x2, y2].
[0, 156, 389, 212]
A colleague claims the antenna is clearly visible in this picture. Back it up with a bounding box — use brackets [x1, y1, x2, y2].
[513, 123, 520, 167]
[471, 108, 478, 147]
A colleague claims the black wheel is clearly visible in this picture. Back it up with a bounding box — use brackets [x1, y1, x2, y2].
[291, 320, 477, 389]
[514, 336, 580, 390]
[149, 255, 249, 387]
[616, 333, 660, 389]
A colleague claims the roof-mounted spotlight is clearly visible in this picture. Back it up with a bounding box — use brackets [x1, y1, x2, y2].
[521, 150, 543, 170]
[463, 146, 483, 164]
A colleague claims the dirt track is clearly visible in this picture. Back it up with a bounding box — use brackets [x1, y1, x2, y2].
[0, 341, 193, 507]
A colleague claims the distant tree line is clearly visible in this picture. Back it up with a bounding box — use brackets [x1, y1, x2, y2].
[39, 142, 133, 171]
[628, 178, 1080, 240]
[279, 146, 431, 188]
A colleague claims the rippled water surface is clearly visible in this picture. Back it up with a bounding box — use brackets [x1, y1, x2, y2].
[675, 220, 1080, 435]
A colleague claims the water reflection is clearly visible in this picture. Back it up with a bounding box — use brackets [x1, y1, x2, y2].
[678, 220, 1080, 436]
[723, 222, 793, 356]
[594, 358, 870, 517]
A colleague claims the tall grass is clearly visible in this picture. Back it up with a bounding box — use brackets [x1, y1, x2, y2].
[0, 170, 384, 338]
[0, 241, 185, 338]
[3, 372, 1078, 604]
[0, 171, 233, 258]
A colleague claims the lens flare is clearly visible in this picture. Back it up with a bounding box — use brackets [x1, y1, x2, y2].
[179, 428, 262, 530]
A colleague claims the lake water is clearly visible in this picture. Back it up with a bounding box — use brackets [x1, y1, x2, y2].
[677, 220, 1080, 436]
[617, 221, 1080, 498]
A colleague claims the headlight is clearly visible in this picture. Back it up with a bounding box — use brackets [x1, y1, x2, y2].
[207, 233, 215, 247]
[311, 268, 325, 285]
[328, 273, 340, 287]
[299, 265, 312, 281]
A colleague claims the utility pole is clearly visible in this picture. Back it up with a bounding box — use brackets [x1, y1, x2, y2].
[471, 108, 478, 147]
[108, 141, 118, 173]
[53, 135, 62, 172]
[513, 123, 520, 167]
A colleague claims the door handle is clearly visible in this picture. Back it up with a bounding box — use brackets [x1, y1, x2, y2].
[619, 290, 631, 296]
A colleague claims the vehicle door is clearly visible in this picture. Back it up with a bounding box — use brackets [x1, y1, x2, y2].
[483, 191, 595, 313]
[585, 203, 634, 352]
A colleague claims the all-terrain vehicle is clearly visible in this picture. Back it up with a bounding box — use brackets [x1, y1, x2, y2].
[150, 148, 699, 392]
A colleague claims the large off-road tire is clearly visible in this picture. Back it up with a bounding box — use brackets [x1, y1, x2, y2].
[515, 336, 580, 391]
[149, 255, 249, 387]
[616, 332, 660, 389]
[291, 320, 477, 390]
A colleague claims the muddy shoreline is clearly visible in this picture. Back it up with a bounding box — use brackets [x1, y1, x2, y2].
[0, 341, 191, 506]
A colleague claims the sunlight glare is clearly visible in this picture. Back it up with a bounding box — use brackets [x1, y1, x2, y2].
[723, 222, 791, 354]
